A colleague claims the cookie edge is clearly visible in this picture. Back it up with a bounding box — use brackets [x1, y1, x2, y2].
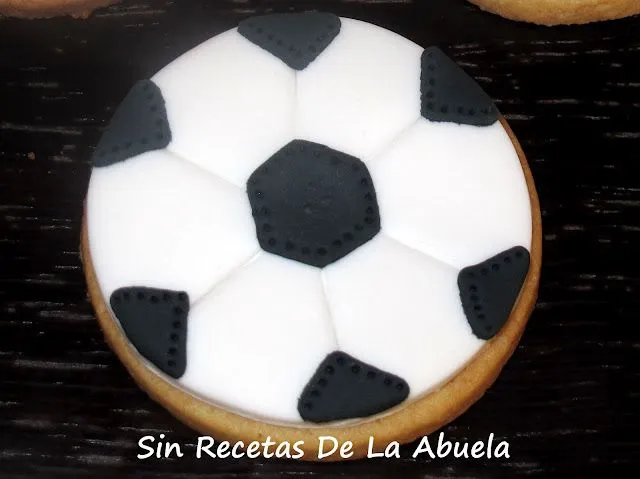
[0, 0, 117, 18]
[468, 0, 640, 25]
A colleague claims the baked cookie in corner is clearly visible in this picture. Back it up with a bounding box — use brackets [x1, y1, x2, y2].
[0, 0, 116, 18]
[468, 0, 640, 25]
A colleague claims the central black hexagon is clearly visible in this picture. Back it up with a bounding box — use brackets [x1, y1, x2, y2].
[247, 140, 381, 268]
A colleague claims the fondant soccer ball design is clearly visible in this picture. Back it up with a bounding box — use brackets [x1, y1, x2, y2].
[87, 13, 532, 423]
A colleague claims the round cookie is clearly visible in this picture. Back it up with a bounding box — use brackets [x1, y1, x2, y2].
[83, 13, 541, 460]
[0, 0, 115, 18]
[468, 0, 640, 25]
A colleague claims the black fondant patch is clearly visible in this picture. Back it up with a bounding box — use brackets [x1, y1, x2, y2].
[420, 47, 499, 126]
[110, 287, 188, 378]
[298, 351, 409, 422]
[238, 12, 341, 70]
[458, 246, 530, 340]
[92, 80, 171, 167]
[247, 140, 380, 268]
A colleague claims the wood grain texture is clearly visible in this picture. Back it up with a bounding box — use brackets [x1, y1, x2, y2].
[0, 0, 639, 477]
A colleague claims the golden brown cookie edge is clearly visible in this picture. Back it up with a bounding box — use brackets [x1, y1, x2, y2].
[0, 0, 117, 18]
[468, 0, 640, 26]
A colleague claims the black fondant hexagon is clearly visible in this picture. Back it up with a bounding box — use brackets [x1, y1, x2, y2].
[110, 287, 188, 378]
[92, 80, 171, 167]
[238, 12, 341, 70]
[247, 140, 380, 268]
[298, 351, 410, 423]
[458, 246, 530, 340]
[421, 47, 499, 126]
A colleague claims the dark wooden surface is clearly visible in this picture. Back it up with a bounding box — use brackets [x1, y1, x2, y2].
[1, 0, 639, 477]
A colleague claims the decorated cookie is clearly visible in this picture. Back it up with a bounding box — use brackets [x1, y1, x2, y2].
[83, 12, 541, 460]
[468, 0, 640, 25]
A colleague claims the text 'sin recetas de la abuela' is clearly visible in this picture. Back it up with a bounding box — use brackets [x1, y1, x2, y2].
[138, 433, 510, 460]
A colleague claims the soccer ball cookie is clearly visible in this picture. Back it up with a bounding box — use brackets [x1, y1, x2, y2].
[83, 12, 541, 459]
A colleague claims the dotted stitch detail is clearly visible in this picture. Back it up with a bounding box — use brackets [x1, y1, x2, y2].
[420, 57, 495, 120]
[420, 47, 498, 126]
[301, 353, 407, 413]
[110, 287, 188, 378]
[93, 80, 171, 166]
[239, 13, 341, 71]
[459, 247, 529, 339]
[247, 140, 380, 268]
[245, 20, 335, 60]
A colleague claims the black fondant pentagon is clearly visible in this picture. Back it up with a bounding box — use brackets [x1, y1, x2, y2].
[110, 287, 188, 378]
[92, 80, 171, 167]
[420, 47, 499, 126]
[247, 140, 380, 268]
[458, 246, 530, 340]
[238, 12, 341, 70]
[298, 351, 409, 422]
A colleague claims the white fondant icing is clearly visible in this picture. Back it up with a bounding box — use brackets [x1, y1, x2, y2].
[369, 119, 532, 269]
[295, 18, 423, 161]
[181, 253, 337, 422]
[87, 150, 259, 302]
[153, 28, 296, 188]
[323, 234, 485, 395]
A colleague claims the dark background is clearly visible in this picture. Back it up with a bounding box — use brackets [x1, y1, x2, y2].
[1, 0, 639, 477]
